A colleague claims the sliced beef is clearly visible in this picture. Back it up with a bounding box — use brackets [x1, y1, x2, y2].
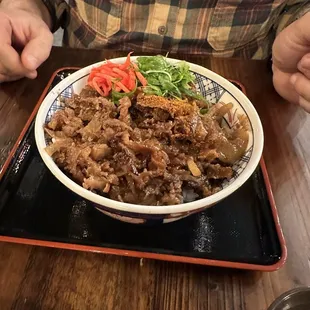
[91, 144, 112, 161]
[118, 96, 132, 125]
[45, 88, 248, 206]
[79, 85, 100, 98]
[204, 163, 233, 179]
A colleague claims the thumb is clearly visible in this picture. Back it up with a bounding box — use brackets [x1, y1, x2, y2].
[21, 25, 53, 71]
[273, 12, 310, 73]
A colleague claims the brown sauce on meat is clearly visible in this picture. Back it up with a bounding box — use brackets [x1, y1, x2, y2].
[45, 87, 249, 205]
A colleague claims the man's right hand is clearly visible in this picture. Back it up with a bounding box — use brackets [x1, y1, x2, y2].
[0, 6, 53, 82]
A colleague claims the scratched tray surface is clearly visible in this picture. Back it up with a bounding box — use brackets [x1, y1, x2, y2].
[0, 70, 282, 265]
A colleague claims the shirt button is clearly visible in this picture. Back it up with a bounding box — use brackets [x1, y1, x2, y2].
[158, 25, 167, 35]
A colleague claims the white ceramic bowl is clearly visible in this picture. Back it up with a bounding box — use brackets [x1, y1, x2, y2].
[35, 56, 264, 224]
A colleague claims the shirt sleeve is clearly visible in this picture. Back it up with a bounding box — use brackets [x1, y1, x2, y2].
[41, 0, 68, 32]
[275, 1, 310, 35]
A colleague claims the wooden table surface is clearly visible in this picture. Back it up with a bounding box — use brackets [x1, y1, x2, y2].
[0, 47, 309, 310]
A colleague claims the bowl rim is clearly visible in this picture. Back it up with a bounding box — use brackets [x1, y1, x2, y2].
[267, 287, 310, 309]
[35, 56, 264, 215]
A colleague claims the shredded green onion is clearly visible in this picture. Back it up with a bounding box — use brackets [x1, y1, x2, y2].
[136, 55, 210, 108]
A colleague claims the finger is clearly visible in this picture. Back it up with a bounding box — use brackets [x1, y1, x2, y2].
[273, 65, 299, 104]
[0, 19, 30, 76]
[0, 73, 24, 83]
[25, 70, 38, 79]
[298, 53, 310, 79]
[290, 72, 310, 102]
[298, 96, 310, 113]
[0, 61, 36, 79]
[0, 71, 37, 82]
[21, 25, 53, 71]
[0, 44, 31, 76]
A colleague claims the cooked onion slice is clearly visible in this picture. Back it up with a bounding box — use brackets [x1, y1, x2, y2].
[187, 159, 201, 177]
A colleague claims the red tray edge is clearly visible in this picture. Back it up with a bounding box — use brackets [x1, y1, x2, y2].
[0, 67, 287, 272]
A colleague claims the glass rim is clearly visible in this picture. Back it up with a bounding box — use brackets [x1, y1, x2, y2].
[268, 287, 310, 310]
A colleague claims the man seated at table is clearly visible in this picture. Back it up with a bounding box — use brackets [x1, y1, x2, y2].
[0, 0, 310, 112]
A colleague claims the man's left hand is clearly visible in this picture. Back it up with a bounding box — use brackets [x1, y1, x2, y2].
[272, 12, 310, 112]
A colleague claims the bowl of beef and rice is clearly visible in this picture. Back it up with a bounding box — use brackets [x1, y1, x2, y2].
[35, 56, 263, 224]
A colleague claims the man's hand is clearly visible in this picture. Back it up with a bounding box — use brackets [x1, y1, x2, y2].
[272, 12, 310, 112]
[0, 1, 53, 82]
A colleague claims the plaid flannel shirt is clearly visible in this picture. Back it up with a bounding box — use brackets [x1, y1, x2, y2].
[44, 0, 310, 59]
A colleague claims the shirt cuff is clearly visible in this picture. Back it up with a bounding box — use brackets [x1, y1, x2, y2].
[41, 0, 68, 32]
[276, 3, 310, 36]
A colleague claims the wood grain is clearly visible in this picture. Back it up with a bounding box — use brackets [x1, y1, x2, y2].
[0, 47, 310, 310]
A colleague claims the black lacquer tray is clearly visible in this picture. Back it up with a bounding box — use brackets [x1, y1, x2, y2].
[0, 69, 286, 271]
